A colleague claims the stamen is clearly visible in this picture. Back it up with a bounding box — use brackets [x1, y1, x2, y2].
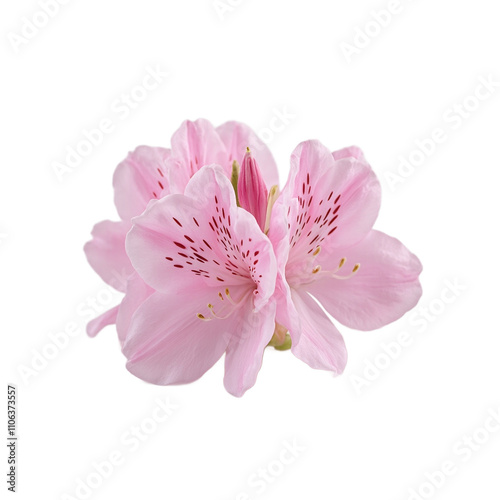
[231, 160, 240, 207]
[224, 288, 240, 306]
[312, 246, 321, 256]
[329, 261, 360, 280]
[197, 288, 251, 321]
[311, 258, 361, 280]
[264, 185, 280, 234]
[207, 301, 238, 320]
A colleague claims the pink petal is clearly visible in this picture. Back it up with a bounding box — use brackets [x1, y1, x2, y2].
[267, 195, 293, 270]
[170, 119, 228, 178]
[87, 305, 119, 337]
[267, 196, 302, 342]
[223, 300, 276, 397]
[115, 272, 154, 346]
[273, 272, 300, 342]
[126, 165, 277, 308]
[332, 145, 365, 161]
[290, 289, 347, 374]
[113, 146, 172, 221]
[281, 140, 381, 282]
[216, 120, 279, 189]
[122, 284, 234, 385]
[84, 220, 133, 292]
[306, 230, 423, 331]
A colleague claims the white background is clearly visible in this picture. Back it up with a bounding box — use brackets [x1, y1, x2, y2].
[2, 1, 500, 499]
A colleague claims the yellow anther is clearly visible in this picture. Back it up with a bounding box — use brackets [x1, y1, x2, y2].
[309, 258, 361, 282]
[264, 185, 280, 234]
[313, 246, 321, 256]
[199, 288, 251, 321]
[269, 185, 278, 198]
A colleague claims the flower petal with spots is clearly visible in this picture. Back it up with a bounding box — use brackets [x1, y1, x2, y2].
[283, 140, 381, 285]
[124, 165, 278, 396]
[127, 165, 276, 304]
[268, 140, 422, 374]
[84, 119, 279, 339]
[113, 145, 173, 221]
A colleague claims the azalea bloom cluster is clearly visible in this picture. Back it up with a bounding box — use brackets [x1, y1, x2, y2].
[85, 119, 422, 397]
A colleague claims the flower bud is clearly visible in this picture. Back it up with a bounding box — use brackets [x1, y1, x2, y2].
[237, 148, 268, 231]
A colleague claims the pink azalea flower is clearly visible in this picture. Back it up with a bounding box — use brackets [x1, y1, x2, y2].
[85, 121, 423, 396]
[84, 119, 278, 339]
[123, 165, 277, 397]
[267, 140, 423, 374]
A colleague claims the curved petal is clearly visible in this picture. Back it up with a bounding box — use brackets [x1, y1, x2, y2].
[84, 220, 133, 292]
[126, 165, 277, 308]
[332, 145, 366, 162]
[87, 305, 119, 337]
[267, 199, 301, 341]
[290, 289, 347, 374]
[216, 120, 279, 189]
[122, 284, 235, 385]
[113, 146, 172, 221]
[279, 140, 381, 284]
[116, 272, 154, 346]
[306, 230, 423, 331]
[223, 300, 276, 397]
[267, 190, 293, 270]
[169, 119, 228, 178]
